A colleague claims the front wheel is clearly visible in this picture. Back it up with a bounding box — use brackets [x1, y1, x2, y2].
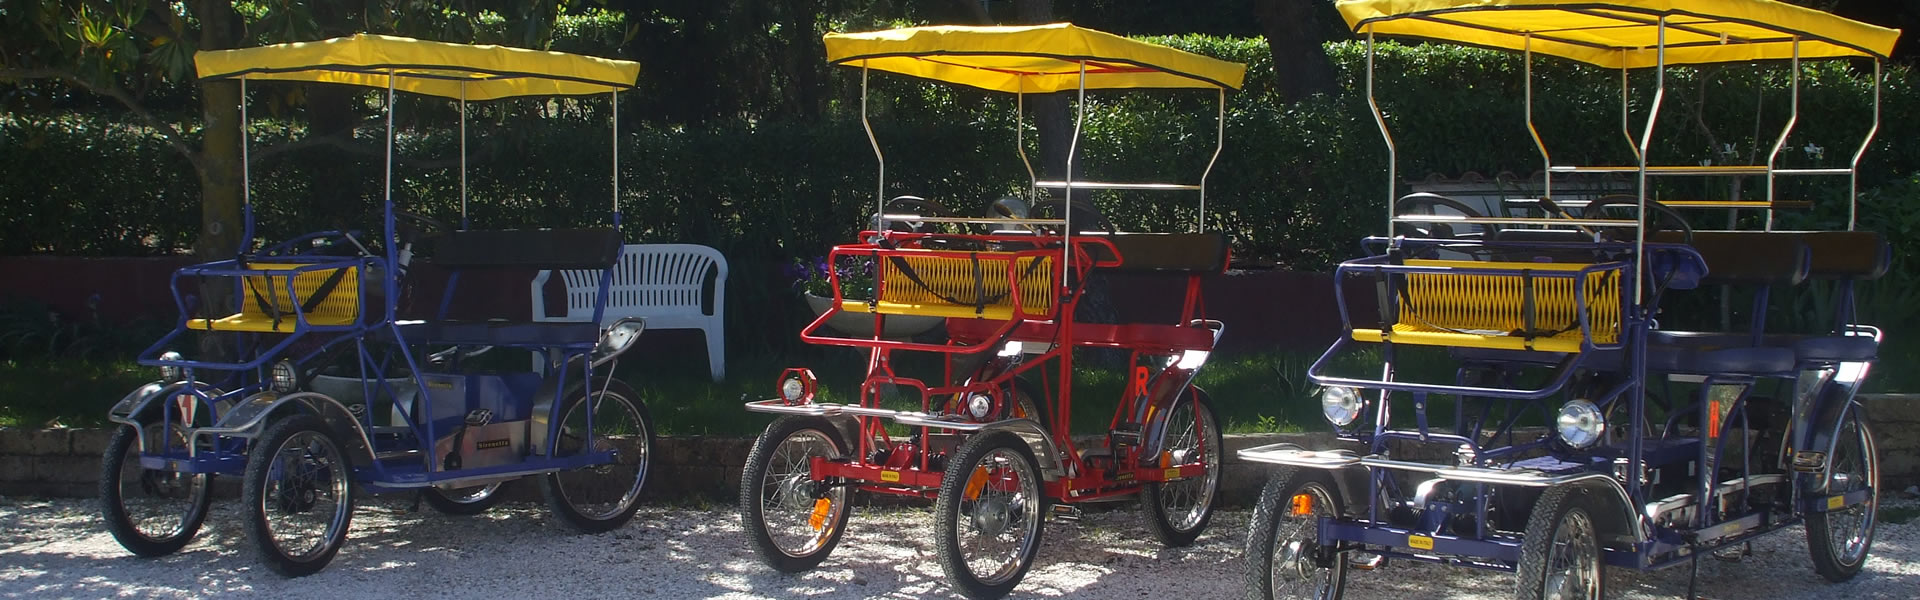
[935, 431, 1045, 600]
[1805, 412, 1879, 582]
[1242, 467, 1347, 600]
[100, 424, 214, 557]
[243, 414, 356, 577]
[541, 378, 653, 533]
[740, 415, 854, 573]
[1142, 390, 1223, 547]
[1514, 485, 1605, 600]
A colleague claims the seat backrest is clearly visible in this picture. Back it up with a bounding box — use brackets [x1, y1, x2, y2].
[1095, 232, 1231, 273]
[239, 263, 361, 323]
[557, 244, 728, 318]
[1791, 231, 1890, 280]
[1651, 231, 1810, 287]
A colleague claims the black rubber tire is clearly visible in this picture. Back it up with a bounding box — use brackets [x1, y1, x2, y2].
[242, 414, 356, 577]
[935, 430, 1045, 600]
[541, 378, 653, 534]
[1514, 485, 1606, 600]
[1806, 413, 1879, 583]
[1142, 391, 1224, 547]
[421, 481, 508, 516]
[99, 424, 214, 557]
[740, 415, 855, 573]
[1243, 467, 1348, 600]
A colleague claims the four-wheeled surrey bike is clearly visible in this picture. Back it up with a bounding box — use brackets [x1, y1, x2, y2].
[99, 35, 654, 575]
[737, 23, 1247, 599]
[1240, 1, 1900, 599]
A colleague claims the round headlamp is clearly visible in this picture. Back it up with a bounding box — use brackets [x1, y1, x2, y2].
[1556, 399, 1606, 449]
[157, 351, 184, 382]
[966, 393, 994, 420]
[269, 360, 299, 393]
[781, 377, 806, 402]
[1320, 386, 1365, 427]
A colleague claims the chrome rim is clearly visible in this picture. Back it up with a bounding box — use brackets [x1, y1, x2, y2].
[1543, 508, 1600, 600]
[554, 390, 649, 520]
[1270, 483, 1343, 599]
[1823, 418, 1876, 565]
[1157, 399, 1219, 531]
[260, 430, 350, 561]
[117, 428, 204, 542]
[435, 482, 502, 505]
[955, 446, 1041, 585]
[758, 427, 847, 558]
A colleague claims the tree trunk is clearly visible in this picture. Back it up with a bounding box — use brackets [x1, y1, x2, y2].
[1012, 0, 1075, 185]
[1253, 0, 1338, 103]
[194, 0, 245, 262]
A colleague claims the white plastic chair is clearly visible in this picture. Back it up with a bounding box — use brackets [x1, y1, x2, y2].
[532, 244, 727, 381]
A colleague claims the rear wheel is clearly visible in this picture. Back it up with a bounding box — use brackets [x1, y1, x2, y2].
[243, 414, 355, 577]
[541, 378, 652, 533]
[1514, 485, 1604, 600]
[935, 431, 1045, 600]
[422, 481, 507, 516]
[1142, 391, 1223, 547]
[740, 416, 854, 573]
[100, 424, 213, 557]
[1243, 467, 1347, 600]
[1806, 413, 1879, 582]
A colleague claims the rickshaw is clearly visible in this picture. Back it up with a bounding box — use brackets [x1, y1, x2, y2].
[1240, 1, 1899, 599]
[97, 35, 655, 576]
[739, 24, 1246, 599]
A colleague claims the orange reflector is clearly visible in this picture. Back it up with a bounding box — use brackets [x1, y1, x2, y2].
[964, 467, 990, 500]
[809, 498, 831, 530]
[1289, 493, 1313, 517]
[1707, 398, 1722, 439]
[1159, 451, 1172, 469]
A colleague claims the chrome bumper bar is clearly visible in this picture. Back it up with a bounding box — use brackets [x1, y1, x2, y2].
[1238, 443, 1610, 488]
[743, 398, 990, 431]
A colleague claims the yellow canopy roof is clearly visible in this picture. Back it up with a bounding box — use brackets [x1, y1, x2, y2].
[824, 23, 1247, 93]
[1336, 0, 1900, 69]
[194, 34, 640, 101]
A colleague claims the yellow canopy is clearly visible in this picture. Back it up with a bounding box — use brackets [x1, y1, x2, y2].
[1336, 0, 1899, 69]
[824, 23, 1247, 93]
[194, 34, 640, 101]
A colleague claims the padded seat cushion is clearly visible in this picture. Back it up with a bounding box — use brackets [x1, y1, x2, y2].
[1092, 232, 1230, 273]
[1645, 344, 1796, 374]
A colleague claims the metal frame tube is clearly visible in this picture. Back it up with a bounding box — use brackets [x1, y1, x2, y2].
[1765, 37, 1801, 231]
[239, 77, 254, 254]
[384, 69, 398, 322]
[861, 66, 886, 230]
[459, 83, 468, 228]
[611, 90, 620, 224]
[1621, 55, 1641, 162]
[1016, 78, 1037, 198]
[1525, 33, 1553, 201]
[1635, 18, 1667, 306]
[1198, 88, 1225, 232]
[1849, 60, 1882, 231]
[1366, 27, 1398, 233]
[1063, 60, 1087, 284]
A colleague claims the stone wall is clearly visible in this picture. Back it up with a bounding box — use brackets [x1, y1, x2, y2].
[5, 394, 1915, 505]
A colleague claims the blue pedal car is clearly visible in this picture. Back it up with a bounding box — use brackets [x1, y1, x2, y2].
[98, 35, 654, 576]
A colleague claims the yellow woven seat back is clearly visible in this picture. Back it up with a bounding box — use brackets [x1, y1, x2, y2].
[1363, 260, 1622, 351]
[189, 263, 361, 332]
[872, 252, 1054, 319]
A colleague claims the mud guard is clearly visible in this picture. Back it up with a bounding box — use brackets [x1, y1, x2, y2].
[200, 391, 376, 467]
[977, 418, 1067, 481]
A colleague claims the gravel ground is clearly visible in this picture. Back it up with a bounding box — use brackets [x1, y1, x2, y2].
[2, 494, 1916, 599]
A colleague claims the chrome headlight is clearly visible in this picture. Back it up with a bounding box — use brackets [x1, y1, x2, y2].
[1320, 385, 1365, 427]
[598, 318, 646, 357]
[269, 360, 299, 393]
[778, 368, 816, 404]
[1556, 399, 1606, 448]
[965, 393, 993, 419]
[157, 351, 184, 382]
[781, 377, 806, 402]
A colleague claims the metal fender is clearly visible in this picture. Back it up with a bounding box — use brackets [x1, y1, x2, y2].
[200, 391, 376, 467]
[106, 381, 177, 424]
[1802, 382, 1871, 491]
[1136, 380, 1208, 461]
[1554, 474, 1650, 547]
[530, 375, 636, 456]
[978, 418, 1067, 481]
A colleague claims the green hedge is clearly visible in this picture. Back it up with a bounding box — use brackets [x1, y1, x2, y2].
[3, 36, 1916, 355]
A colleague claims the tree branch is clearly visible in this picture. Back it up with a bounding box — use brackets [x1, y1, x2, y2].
[254, 130, 479, 170]
[249, 115, 384, 162]
[0, 66, 205, 172]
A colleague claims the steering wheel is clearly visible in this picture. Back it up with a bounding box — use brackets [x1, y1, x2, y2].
[881, 196, 954, 234]
[1395, 193, 1490, 240]
[1578, 195, 1693, 245]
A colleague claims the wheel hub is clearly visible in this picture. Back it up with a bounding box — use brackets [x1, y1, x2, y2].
[779, 474, 817, 511]
[971, 496, 1013, 537]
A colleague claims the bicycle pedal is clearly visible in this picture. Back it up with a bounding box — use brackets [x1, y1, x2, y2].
[1347, 552, 1385, 570]
[1049, 504, 1084, 522]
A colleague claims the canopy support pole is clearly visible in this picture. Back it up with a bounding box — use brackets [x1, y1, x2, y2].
[239, 77, 253, 255]
[612, 90, 621, 226]
[1765, 36, 1801, 232]
[1620, 54, 1640, 162]
[1525, 33, 1552, 203]
[384, 69, 398, 323]
[1199, 88, 1225, 233]
[1849, 60, 1881, 232]
[1366, 27, 1398, 234]
[1017, 78, 1037, 199]
[459, 83, 469, 229]
[862, 66, 886, 231]
[1636, 17, 1667, 306]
